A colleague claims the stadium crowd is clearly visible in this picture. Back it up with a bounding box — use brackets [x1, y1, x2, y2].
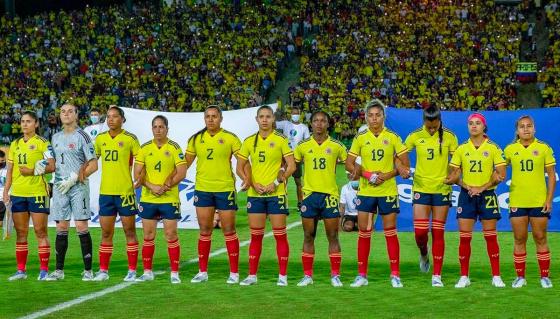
[541, 1, 560, 107]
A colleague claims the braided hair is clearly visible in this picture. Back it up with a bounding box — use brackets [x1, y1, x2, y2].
[423, 105, 444, 155]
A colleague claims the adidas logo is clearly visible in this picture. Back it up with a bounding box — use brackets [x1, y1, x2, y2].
[365, 141, 371, 145]
[514, 152, 519, 156]
[392, 204, 397, 208]
[308, 149, 313, 153]
[419, 140, 425, 144]
[229, 201, 234, 205]
[102, 143, 107, 146]
[465, 152, 470, 156]
[280, 206, 284, 209]
[39, 205, 44, 208]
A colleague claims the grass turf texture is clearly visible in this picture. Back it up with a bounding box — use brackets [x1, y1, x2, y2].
[1, 165, 559, 319]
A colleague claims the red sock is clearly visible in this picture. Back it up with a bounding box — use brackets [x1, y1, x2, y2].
[142, 239, 155, 271]
[329, 252, 342, 276]
[16, 242, 28, 272]
[483, 229, 500, 276]
[459, 231, 472, 276]
[431, 219, 446, 276]
[273, 227, 289, 276]
[198, 234, 212, 272]
[127, 242, 139, 271]
[514, 252, 526, 277]
[414, 219, 429, 256]
[99, 243, 114, 272]
[384, 227, 400, 276]
[357, 230, 372, 276]
[248, 228, 265, 275]
[224, 232, 239, 273]
[38, 245, 50, 271]
[537, 251, 551, 278]
[167, 239, 181, 272]
[301, 252, 314, 276]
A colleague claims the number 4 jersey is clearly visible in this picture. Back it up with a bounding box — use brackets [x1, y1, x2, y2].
[95, 130, 140, 195]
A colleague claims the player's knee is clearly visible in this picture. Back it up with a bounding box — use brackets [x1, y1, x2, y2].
[164, 229, 178, 241]
[326, 231, 338, 243]
[533, 232, 547, 247]
[513, 233, 528, 246]
[220, 223, 236, 234]
[34, 228, 48, 239]
[101, 229, 114, 240]
[303, 231, 315, 243]
[124, 229, 137, 240]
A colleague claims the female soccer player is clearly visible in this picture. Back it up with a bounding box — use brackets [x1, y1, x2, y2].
[185, 105, 248, 284]
[237, 105, 296, 286]
[294, 110, 347, 287]
[346, 102, 410, 288]
[505, 116, 556, 288]
[3, 111, 55, 280]
[404, 106, 458, 287]
[93, 106, 141, 282]
[46, 103, 98, 281]
[445, 113, 507, 288]
[134, 115, 186, 284]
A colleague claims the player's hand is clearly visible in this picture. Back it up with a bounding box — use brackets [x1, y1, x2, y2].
[264, 183, 276, 194]
[443, 176, 453, 185]
[19, 166, 34, 176]
[397, 165, 410, 179]
[254, 183, 267, 195]
[78, 165, 87, 183]
[3, 192, 10, 205]
[542, 200, 553, 213]
[491, 171, 505, 184]
[56, 172, 79, 195]
[240, 178, 251, 191]
[133, 178, 143, 189]
[33, 159, 48, 175]
[468, 186, 485, 197]
[375, 171, 393, 186]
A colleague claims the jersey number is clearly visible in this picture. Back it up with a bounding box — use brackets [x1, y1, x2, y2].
[371, 149, 385, 161]
[313, 158, 326, 169]
[60, 153, 65, 165]
[18, 153, 27, 165]
[427, 148, 434, 160]
[104, 150, 119, 161]
[258, 151, 265, 163]
[485, 195, 498, 209]
[469, 160, 482, 173]
[206, 148, 214, 160]
[324, 195, 338, 209]
[519, 159, 534, 172]
[154, 161, 162, 172]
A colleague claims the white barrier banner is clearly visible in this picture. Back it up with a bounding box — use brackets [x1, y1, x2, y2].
[49, 105, 275, 229]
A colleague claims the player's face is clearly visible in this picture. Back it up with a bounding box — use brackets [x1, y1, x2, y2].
[424, 119, 440, 136]
[366, 106, 384, 130]
[204, 108, 222, 131]
[60, 104, 78, 126]
[311, 113, 329, 135]
[107, 109, 124, 130]
[256, 109, 274, 131]
[21, 114, 38, 135]
[152, 118, 168, 140]
[517, 118, 535, 141]
[468, 119, 485, 136]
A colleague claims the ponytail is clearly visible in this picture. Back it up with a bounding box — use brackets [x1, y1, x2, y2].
[438, 121, 444, 155]
[423, 105, 443, 154]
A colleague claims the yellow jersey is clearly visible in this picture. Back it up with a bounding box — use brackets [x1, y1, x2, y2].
[136, 139, 186, 204]
[238, 131, 293, 197]
[450, 139, 506, 189]
[504, 139, 556, 207]
[8, 135, 53, 196]
[294, 136, 347, 198]
[349, 128, 408, 197]
[95, 130, 140, 195]
[405, 126, 458, 194]
[186, 128, 241, 192]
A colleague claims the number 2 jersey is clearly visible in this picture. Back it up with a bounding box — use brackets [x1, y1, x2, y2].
[95, 130, 140, 196]
[505, 139, 556, 207]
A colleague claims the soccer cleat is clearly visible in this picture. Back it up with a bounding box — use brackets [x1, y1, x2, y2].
[541, 277, 553, 289]
[170, 272, 181, 284]
[37, 270, 49, 281]
[45, 270, 65, 281]
[297, 275, 314, 287]
[123, 270, 137, 282]
[350, 275, 368, 288]
[226, 272, 239, 284]
[454, 276, 471, 288]
[8, 270, 27, 281]
[240, 275, 258, 286]
[511, 277, 527, 288]
[135, 271, 155, 282]
[391, 275, 403, 288]
[419, 254, 430, 273]
[82, 270, 94, 281]
[431, 275, 444, 287]
[492, 276, 506, 288]
[331, 275, 343, 287]
[190, 271, 208, 283]
[92, 271, 110, 281]
[277, 275, 288, 287]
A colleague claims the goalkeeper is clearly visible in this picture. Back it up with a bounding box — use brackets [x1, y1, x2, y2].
[46, 104, 98, 281]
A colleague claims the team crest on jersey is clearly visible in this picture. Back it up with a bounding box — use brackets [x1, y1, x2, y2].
[118, 141, 124, 148]
[355, 198, 361, 206]
[194, 195, 198, 203]
[179, 153, 185, 160]
[138, 204, 143, 213]
[269, 142, 275, 148]
[300, 205, 307, 212]
[383, 139, 389, 145]
[533, 150, 539, 156]
[164, 151, 171, 157]
[482, 151, 489, 157]
[414, 193, 420, 200]
[68, 143, 75, 149]
[247, 202, 252, 209]
[510, 207, 518, 213]
[29, 144, 36, 150]
[457, 207, 462, 214]
[218, 139, 224, 144]
[325, 148, 332, 154]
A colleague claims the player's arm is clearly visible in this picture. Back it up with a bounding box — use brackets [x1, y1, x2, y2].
[235, 157, 252, 191]
[164, 164, 187, 190]
[79, 159, 98, 183]
[345, 154, 361, 179]
[280, 154, 296, 182]
[543, 165, 556, 213]
[2, 162, 13, 204]
[133, 162, 145, 189]
[444, 165, 461, 186]
[394, 136, 410, 179]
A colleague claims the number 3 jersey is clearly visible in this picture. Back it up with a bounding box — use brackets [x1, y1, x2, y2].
[95, 130, 140, 195]
[294, 136, 347, 198]
[349, 128, 407, 197]
[51, 128, 96, 183]
[405, 126, 458, 194]
[449, 139, 506, 190]
[505, 139, 556, 208]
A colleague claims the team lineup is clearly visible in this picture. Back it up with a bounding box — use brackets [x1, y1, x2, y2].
[0, 102, 556, 289]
